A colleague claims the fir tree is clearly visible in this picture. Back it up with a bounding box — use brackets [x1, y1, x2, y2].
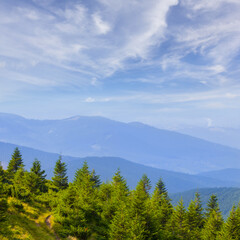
[201, 194, 223, 239]
[201, 210, 223, 240]
[217, 205, 240, 239]
[168, 198, 189, 239]
[156, 178, 168, 196]
[127, 174, 152, 239]
[187, 192, 204, 239]
[0, 163, 5, 183]
[0, 175, 8, 223]
[109, 203, 131, 240]
[148, 179, 173, 239]
[30, 159, 47, 192]
[73, 161, 100, 189]
[7, 147, 24, 179]
[102, 169, 130, 238]
[31, 158, 46, 180]
[52, 156, 68, 190]
[205, 194, 220, 218]
[90, 169, 101, 188]
[55, 162, 101, 239]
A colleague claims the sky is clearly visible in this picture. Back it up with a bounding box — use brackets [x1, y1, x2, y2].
[0, 0, 240, 129]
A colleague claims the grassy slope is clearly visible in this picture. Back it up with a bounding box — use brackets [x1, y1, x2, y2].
[0, 198, 57, 240]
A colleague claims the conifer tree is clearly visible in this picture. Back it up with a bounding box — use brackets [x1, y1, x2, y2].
[201, 194, 223, 239]
[127, 174, 152, 239]
[7, 147, 24, 179]
[201, 209, 223, 240]
[12, 166, 28, 199]
[217, 205, 240, 239]
[148, 179, 173, 239]
[102, 169, 130, 237]
[109, 202, 131, 240]
[52, 156, 68, 190]
[55, 162, 101, 239]
[187, 192, 204, 239]
[31, 158, 46, 180]
[0, 163, 5, 183]
[0, 173, 8, 223]
[30, 159, 47, 192]
[205, 194, 220, 218]
[73, 161, 100, 189]
[91, 169, 101, 188]
[168, 198, 189, 239]
[156, 178, 168, 196]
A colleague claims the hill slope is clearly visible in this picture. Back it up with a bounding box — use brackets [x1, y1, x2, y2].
[1, 113, 240, 173]
[197, 168, 240, 184]
[170, 187, 240, 219]
[1, 198, 56, 240]
[0, 141, 239, 193]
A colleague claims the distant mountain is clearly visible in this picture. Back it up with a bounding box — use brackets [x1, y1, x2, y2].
[1, 113, 240, 173]
[1, 141, 239, 193]
[178, 126, 240, 150]
[197, 168, 240, 184]
[170, 187, 240, 219]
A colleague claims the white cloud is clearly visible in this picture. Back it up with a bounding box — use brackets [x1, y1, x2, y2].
[92, 13, 111, 34]
[84, 97, 96, 103]
[0, 0, 179, 86]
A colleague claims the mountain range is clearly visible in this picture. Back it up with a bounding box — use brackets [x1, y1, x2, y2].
[1, 141, 240, 193]
[1, 113, 240, 174]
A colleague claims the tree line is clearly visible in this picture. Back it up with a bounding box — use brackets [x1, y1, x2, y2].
[1, 147, 240, 239]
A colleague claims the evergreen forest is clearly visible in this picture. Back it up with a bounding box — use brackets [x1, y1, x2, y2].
[1, 147, 240, 240]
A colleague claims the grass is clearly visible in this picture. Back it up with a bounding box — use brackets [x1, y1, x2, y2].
[0, 198, 58, 240]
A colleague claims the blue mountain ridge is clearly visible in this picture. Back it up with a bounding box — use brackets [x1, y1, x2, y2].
[0, 141, 239, 193]
[1, 113, 240, 174]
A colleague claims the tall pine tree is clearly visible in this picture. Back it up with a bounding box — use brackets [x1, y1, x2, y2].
[217, 205, 240, 239]
[168, 198, 189, 239]
[0, 170, 8, 223]
[187, 192, 204, 239]
[148, 178, 173, 239]
[127, 174, 152, 239]
[30, 159, 47, 192]
[7, 147, 24, 180]
[52, 156, 68, 190]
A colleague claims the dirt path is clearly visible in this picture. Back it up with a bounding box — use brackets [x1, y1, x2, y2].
[45, 215, 60, 240]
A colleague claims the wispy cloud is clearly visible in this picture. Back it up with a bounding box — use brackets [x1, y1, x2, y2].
[0, 0, 240, 128]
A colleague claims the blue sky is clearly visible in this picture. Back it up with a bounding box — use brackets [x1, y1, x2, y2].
[0, 0, 240, 129]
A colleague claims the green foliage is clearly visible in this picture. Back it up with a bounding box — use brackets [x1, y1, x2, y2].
[52, 155, 68, 190]
[30, 158, 47, 193]
[0, 181, 8, 223]
[186, 192, 204, 239]
[3, 150, 240, 240]
[148, 179, 173, 239]
[0, 162, 5, 182]
[217, 205, 240, 239]
[109, 204, 130, 240]
[168, 198, 189, 239]
[201, 210, 223, 240]
[170, 187, 240, 219]
[206, 194, 220, 218]
[7, 147, 24, 180]
[54, 162, 102, 239]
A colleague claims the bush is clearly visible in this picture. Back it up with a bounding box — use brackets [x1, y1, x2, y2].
[9, 198, 24, 212]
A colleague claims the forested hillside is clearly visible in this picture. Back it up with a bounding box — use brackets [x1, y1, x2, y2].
[171, 187, 240, 219]
[1, 148, 240, 239]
